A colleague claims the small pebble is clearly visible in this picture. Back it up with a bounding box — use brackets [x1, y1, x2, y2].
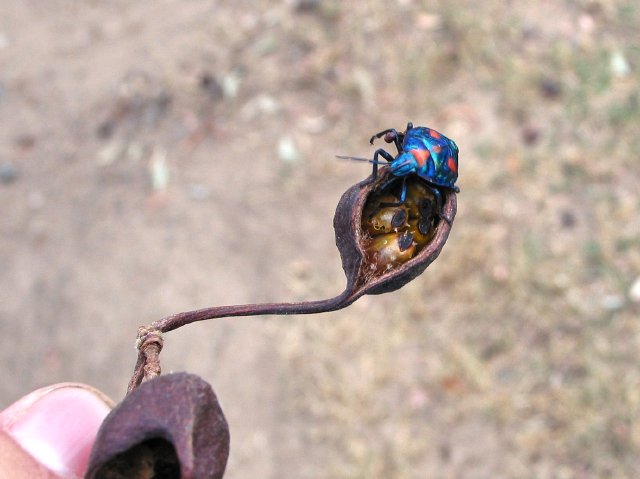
[241, 94, 281, 119]
[98, 140, 125, 166]
[611, 50, 630, 78]
[278, 136, 301, 164]
[521, 124, 540, 146]
[149, 148, 169, 191]
[0, 162, 18, 184]
[221, 73, 240, 99]
[539, 77, 562, 99]
[560, 210, 576, 228]
[199, 73, 223, 101]
[601, 294, 625, 311]
[630, 277, 640, 303]
[96, 120, 115, 140]
[292, 0, 321, 12]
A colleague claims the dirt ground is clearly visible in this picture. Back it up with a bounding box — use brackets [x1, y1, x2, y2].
[1, 1, 640, 478]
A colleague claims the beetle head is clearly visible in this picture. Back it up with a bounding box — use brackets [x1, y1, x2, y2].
[389, 152, 417, 177]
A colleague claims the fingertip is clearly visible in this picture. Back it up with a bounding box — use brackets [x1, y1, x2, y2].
[0, 384, 113, 478]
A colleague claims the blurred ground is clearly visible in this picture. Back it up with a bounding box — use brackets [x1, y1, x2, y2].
[1, 1, 640, 478]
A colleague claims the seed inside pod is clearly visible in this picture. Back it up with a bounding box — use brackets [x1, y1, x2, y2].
[404, 181, 436, 219]
[365, 231, 416, 273]
[363, 204, 409, 235]
[408, 217, 435, 247]
[360, 176, 440, 272]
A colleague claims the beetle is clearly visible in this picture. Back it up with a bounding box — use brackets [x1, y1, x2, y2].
[367, 122, 459, 219]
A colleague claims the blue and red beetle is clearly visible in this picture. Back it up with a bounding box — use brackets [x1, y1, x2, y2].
[341, 122, 459, 221]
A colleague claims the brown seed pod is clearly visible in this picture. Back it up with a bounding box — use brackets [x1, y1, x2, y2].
[333, 168, 456, 297]
[86, 373, 229, 479]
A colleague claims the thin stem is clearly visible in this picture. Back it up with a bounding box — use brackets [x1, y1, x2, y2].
[150, 289, 356, 333]
[128, 288, 361, 393]
[127, 329, 163, 392]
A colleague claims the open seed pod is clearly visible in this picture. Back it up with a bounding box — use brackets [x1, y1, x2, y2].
[333, 168, 457, 298]
[86, 373, 229, 479]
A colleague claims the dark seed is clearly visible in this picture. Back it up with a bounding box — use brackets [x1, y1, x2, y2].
[418, 217, 431, 236]
[391, 209, 407, 228]
[398, 231, 414, 252]
[418, 198, 434, 219]
[409, 219, 433, 247]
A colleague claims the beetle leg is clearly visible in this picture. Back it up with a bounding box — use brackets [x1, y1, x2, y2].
[398, 177, 408, 203]
[378, 177, 407, 208]
[370, 129, 403, 153]
[369, 128, 396, 144]
[425, 185, 452, 225]
[372, 148, 396, 179]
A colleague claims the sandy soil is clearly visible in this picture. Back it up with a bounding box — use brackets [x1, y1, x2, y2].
[1, 1, 639, 478]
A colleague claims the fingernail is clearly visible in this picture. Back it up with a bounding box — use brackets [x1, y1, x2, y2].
[0, 384, 113, 478]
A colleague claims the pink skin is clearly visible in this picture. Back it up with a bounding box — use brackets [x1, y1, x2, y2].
[0, 384, 113, 479]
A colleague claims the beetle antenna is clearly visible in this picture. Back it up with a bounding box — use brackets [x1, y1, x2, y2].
[336, 155, 388, 165]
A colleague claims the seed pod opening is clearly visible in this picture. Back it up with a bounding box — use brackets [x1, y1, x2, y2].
[333, 168, 456, 298]
[86, 373, 229, 479]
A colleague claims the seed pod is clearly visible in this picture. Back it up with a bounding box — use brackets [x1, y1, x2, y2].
[333, 169, 456, 298]
[86, 373, 229, 479]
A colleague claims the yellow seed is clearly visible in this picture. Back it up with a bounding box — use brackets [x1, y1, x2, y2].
[404, 181, 436, 219]
[363, 205, 409, 235]
[365, 232, 416, 272]
[408, 218, 435, 247]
